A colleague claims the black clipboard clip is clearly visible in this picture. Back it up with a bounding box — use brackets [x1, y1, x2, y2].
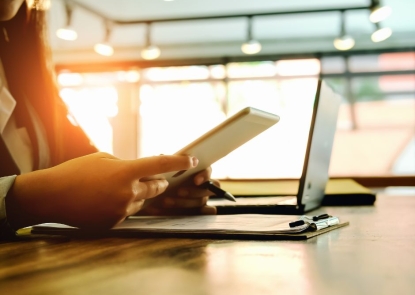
[289, 214, 340, 231]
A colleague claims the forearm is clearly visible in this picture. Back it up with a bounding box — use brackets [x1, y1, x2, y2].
[5, 169, 57, 230]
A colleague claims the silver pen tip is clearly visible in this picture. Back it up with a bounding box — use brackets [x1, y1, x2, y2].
[224, 192, 237, 202]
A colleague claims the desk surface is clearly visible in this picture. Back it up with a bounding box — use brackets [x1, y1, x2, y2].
[1, 194, 414, 295]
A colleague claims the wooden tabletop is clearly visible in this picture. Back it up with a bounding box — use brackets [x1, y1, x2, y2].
[1, 193, 414, 295]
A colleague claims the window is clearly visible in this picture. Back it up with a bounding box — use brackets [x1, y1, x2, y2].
[57, 52, 415, 179]
[138, 60, 320, 179]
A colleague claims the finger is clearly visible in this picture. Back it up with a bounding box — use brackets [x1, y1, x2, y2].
[140, 206, 163, 216]
[128, 155, 198, 177]
[200, 205, 217, 215]
[193, 167, 212, 185]
[177, 187, 214, 198]
[163, 196, 209, 209]
[94, 152, 119, 160]
[140, 174, 165, 181]
[211, 179, 220, 187]
[126, 199, 146, 216]
[132, 179, 169, 201]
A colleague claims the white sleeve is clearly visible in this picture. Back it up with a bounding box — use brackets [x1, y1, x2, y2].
[0, 175, 16, 240]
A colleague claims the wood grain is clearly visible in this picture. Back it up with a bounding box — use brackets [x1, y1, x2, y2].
[1, 194, 415, 295]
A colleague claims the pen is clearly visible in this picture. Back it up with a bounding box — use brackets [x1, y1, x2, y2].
[309, 216, 340, 231]
[201, 180, 237, 202]
[289, 220, 305, 228]
[290, 214, 339, 230]
[312, 214, 331, 221]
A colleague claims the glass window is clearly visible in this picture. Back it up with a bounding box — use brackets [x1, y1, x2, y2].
[275, 59, 320, 76]
[60, 86, 118, 154]
[138, 82, 226, 157]
[137, 63, 320, 179]
[57, 52, 415, 179]
[213, 78, 318, 179]
[57, 71, 139, 156]
[321, 56, 346, 74]
[326, 74, 415, 176]
[226, 62, 276, 78]
[143, 66, 210, 82]
[348, 52, 415, 72]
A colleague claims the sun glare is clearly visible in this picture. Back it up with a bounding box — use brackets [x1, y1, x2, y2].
[60, 87, 118, 153]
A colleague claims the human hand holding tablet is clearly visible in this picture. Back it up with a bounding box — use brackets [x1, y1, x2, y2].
[139, 107, 280, 214]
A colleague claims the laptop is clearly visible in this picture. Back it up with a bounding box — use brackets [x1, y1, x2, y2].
[208, 80, 342, 214]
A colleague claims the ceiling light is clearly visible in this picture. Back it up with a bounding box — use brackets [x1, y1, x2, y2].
[241, 16, 262, 55]
[56, 28, 78, 41]
[94, 22, 114, 56]
[56, 3, 77, 41]
[141, 23, 161, 60]
[371, 26, 392, 42]
[241, 40, 262, 55]
[333, 10, 355, 51]
[141, 45, 161, 60]
[94, 43, 114, 56]
[369, 3, 392, 23]
[334, 36, 355, 51]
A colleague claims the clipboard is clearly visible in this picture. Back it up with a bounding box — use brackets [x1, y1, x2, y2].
[31, 214, 349, 241]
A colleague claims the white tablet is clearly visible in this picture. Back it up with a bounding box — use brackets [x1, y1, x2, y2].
[164, 107, 280, 188]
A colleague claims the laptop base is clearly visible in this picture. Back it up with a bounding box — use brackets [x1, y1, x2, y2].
[215, 204, 306, 215]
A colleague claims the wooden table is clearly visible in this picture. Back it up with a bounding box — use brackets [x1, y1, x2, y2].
[1, 194, 415, 295]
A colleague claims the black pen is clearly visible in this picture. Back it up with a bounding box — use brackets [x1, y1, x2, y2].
[201, 180, 237, 202]
[289, 220, 306, 228]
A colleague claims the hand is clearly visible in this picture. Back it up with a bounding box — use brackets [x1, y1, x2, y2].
[6, 152, 199, 230]
[140, 167, 218, 216]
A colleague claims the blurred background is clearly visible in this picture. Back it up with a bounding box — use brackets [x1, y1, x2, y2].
[47, 0, 415, 181]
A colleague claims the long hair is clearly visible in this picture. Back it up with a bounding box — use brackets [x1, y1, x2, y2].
[0, 1, 96, 167]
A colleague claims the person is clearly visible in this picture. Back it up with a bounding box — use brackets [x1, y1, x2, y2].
[0, 0, 217, 239]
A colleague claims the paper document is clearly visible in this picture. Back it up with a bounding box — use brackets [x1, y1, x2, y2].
[38, 214, 312, 234]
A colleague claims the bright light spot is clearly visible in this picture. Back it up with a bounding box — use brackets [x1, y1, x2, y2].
[144, 66, 210, 81]
[27, 0, 51, 10]
[138, 65, 319, 179]
[212, 78, 318, 179]
[371, 27, 392, 42]
[227, 62, 276, 78]
[141, 45, 161, 60]
[94, 43, 114, 56]
[206, 243, 307, 290]
[210, 65, 226, 79]
[333, 35, 355, 51]
[276, 59, 321, 76]
[116, 71, 140, 83]
[126, 70, 140, 83]
[66, 113, 78, 126]
[241, 40, 262, 55]
[139, 85, 154, 104]
[139, 83, 226, 156]
[58, 73, 83, 87]
[370, 6, 392, 23]
[60, 86, 118, 153]
[42, 0, 52, 10]
[56, 27, 78, 41]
